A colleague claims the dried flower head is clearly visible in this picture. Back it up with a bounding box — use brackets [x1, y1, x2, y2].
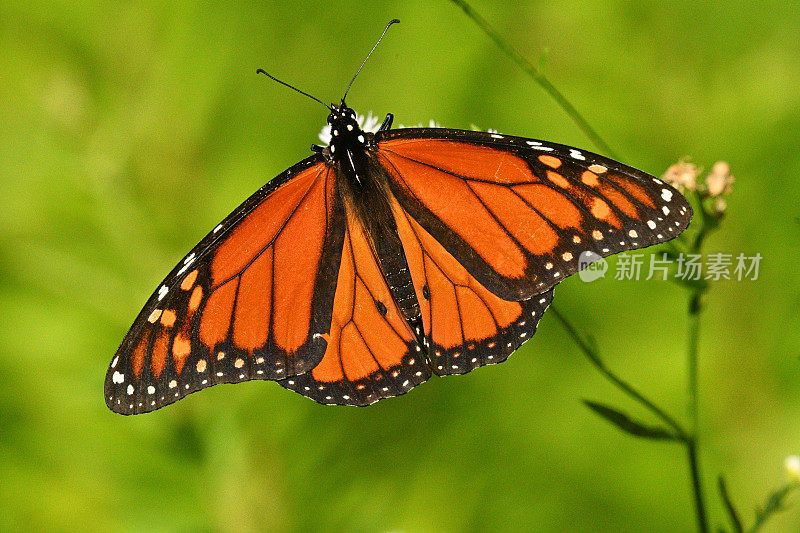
[711, 197, 727, 216]
[704, 161, 734, 197]
[661, 160, 700, 192]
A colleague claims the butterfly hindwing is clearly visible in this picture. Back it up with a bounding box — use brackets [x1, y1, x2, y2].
[278, 210, 430, 405]
[393, 201, 554, 376]
[105, 157, 345, 414]
[377, 129, 692, 300]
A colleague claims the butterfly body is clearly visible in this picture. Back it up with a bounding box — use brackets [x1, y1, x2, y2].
[318, 103, 417, 329]
[106, 98, 692, 414]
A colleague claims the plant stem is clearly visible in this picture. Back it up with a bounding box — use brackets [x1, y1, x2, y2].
[684, 190, 714, 533]
[550, 306, 687, 440]
[448, 0, 619, 159]
[686, 296, 708, 532]
[688, 294, 701, 427]
[718, 476, 745, 533]
[687, 437, 709, 533]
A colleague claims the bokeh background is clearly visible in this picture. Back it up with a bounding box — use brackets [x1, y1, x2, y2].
[2, 0, 799, 531]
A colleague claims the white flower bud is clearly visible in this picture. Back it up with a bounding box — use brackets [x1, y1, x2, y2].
[784, 455, 800, 481]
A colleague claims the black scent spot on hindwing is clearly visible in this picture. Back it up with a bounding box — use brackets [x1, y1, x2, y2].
[422, 285, 430, 300]
[375, 300, 388, 316]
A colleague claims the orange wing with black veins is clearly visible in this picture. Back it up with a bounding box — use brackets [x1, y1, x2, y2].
[377, 131, 692, 301]
[278, 209, 430, 405]
[393, 201, 553, 376]
[105, 158, 345, 414]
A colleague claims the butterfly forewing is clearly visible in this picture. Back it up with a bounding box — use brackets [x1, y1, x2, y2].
[105, 157, 345, 414]
[376, 129, 692, 300]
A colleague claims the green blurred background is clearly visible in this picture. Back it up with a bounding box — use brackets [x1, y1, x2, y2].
[2, 0, 799, 531]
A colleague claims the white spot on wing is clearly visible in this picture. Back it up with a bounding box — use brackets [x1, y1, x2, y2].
[177, 252, 196, 275]
[569, 149, 585, 161]
[158, 285, 169, 301]
[661, 188, 673, 201]
[526, 140, 554, 151]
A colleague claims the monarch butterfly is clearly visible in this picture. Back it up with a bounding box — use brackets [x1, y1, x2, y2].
[105, 20, 692, 414]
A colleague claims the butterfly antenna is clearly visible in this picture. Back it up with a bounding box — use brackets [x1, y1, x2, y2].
[341, 18, 400, 103]
[256, 69, 332, 111]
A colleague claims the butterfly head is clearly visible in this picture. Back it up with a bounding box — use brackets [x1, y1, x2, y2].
[327, 103, 362, 136]
[325, 102, 368, 158]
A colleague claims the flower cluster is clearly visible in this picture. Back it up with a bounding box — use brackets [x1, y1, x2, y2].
[662, 160, 701, 192]
[662, 159, 734, 216]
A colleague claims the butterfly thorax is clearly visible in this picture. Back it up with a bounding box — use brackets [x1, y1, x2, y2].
[325, 102, 386, 226]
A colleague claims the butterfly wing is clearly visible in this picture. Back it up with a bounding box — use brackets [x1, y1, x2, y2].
[392, 200, 554, 376]
[105, 156, 346, 414]
[278, 208, 430, 405]
[107, 123, 692, 412]
[376, 129, 692, 300]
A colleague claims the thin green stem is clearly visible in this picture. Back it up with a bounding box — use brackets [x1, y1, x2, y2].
[718, 476, 745, 533]
[684, 189, 715, 533]
[550, 306, 687, 440]
[686, 295, 707, 532]
[687, 293, 701, 431]
[687, 438, 709, 533]
[448, 0, 619, 159]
